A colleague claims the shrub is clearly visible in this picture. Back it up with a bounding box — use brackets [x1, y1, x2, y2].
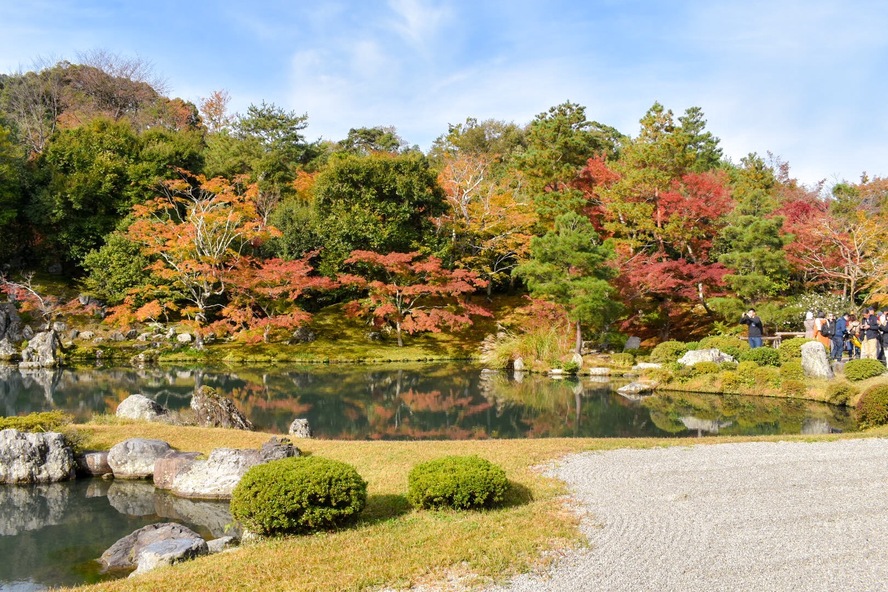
[698, 336, 748, 358]
[843, 359, 887, 382]
[778, 337, 813, 364]
[753, 366, 781, 389]
[780, 379, 808, 397]
[684, 341, 700, 351]
[780, 361, 805, 381]
[407, 455, 508, 510]
[825, 381, 858, 406]
[738, 347, 781, 367]
[650, 341, 689, 363]
[643, 367, 675, 384]
[719, 370, 744, 392]
[561, 360, 580, 374]
[856, 384, 888, 427]
[736, 361, 759, 375]
[230, 456, 367, 536]
[0, 411, 72, 432]
[609, 352, 635, 368]
[691, 361, 721, 376]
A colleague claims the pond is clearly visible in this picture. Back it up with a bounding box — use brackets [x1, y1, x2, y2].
[0, 363, 857, 590]
[0, 363, 857, 439]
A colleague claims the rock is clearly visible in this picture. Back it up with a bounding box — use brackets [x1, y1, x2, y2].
[633, 362, 663, 370]
[153, 452, 201, 490]
[75, 451, 113, 477]
[116, 394, 169, 422]
[288, 419, 312, 438]
[109, 331, 126, 342]
[0, 337, 19, 362]
[190, 386, 253, 430]
[125, 329, 139, 340]
[207, 535, 239, 554]
[176, 333, 193, 344]
[617, 381, 657, 396]
[136, 333, 153, 341]
[291, 326, 316, 343]
[512, 357, 525, 371]
[588, 367, 611, 376]
[78, 330, 95, 340]
[677, 348, 735, 366]
[67, 329, 80, 340]
[260, 436, 300, 460]
[99, 522, 206, 571]
[131, 536, 209, 576]
[51, 321, 67, 333]
[801, 341, 834, 379]
[107, 438, 173, 479]
[170, 448, 263, 499]
[624, 336, 642, 351]
[680, 416, 733, 434]
[571, 352, 584, 369]
[107, 480, 159, 516]
[0, 302, 23, 342]
[22, 325, 34, 340]
[19, 330, 61, 369]
[152, 495, 235, 538]
[0, 430, 76, 484]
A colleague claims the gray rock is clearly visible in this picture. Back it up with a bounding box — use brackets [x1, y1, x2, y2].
[153, 452, 200, 490]
[109, 331, 126, 342]
[260, 436, 300, 460]
[75, 451, 112, 477]
[617, 381, 657, 397]
[51, 321, 67, 333]
[22, 325, 34, 340]
[624, 336, 642, 351]
[0, 302, 23, 342]
[207, 535, 239, 554]
[107, 480, 159, 516]
[571, 352, 584, 368]
[588, 367, 611, 376]
[190, 386, 253, 430]
[632, 362, 663, 370]
[0, 430, 76, 483]
[0, 337, 19, 362]
[677, 348, 736, 366]
[170, 448, 263, 499]
[291, 326, 316, 343]
[512, 357, 525, 371]
[99, 522, 206, 571]
[116, 394, 169, 422]
[131, 536, 209, 576]
[176, 333, 193, 344]
[19, 330, 61, 369]
[78, 331, 95, 340]
[288, 419, 312, 438]
[108, 438, 173, 479]
[801, 341, 834, 379]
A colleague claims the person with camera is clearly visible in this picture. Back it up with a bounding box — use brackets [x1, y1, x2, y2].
[740, 308, 764, 349]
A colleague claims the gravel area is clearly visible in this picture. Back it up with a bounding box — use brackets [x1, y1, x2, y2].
[485, 438, 888, 592]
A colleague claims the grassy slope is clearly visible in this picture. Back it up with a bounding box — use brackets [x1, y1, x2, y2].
[63, 423, 888, 592]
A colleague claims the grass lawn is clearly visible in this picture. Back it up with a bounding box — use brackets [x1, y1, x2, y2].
[61, 422, 888, 592]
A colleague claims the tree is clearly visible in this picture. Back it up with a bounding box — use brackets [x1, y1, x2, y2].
[337, 126, 405, 155]
[81, 231, 152, 305]
[311, 152, 446, 274]
[339, 250, 490, 347]
[0, 121, 25, 261]
[198, 89, 233, 134]
[513, 212, 619, 354]
[716, 216, 791, 301]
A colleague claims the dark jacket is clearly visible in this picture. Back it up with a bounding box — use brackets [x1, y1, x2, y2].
[836, 317, 848, 337]
[821, 320, 836, 338]
[863, 315, 880, 340]
[740, 314, 763, 338]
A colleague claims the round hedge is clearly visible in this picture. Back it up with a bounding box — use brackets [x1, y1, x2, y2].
[778, 337, 813, 363]
[825, 380, 858, 406]
[649, 341, 690, 363]
[856, 383, 888, 427]
[230, 456, 367, 536]
[407, 455, 508, 510]
[738, 347, 781, 367]
[779, 360, 804, 381]
[843, 359, 887, 382]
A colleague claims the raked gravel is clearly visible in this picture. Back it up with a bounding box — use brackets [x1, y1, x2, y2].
[484, 438, 888, 592]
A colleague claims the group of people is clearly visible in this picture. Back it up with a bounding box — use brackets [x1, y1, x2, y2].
[804, 308, 888, 362]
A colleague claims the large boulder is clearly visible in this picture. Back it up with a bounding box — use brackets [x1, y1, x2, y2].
[131, 536, 209, 576]
[0, 302, 23, 343]
[107, 438, 173, 480]
[288, 419, 312, 438]
[19, 330, 61, 369]
[116, 394, 169, 422]
[801, 341, 834, 379]
[75, 451, 113, 477]
[153, 452, 201, 490]
[0, 429, 75, 484]
[99, 522, 207, 572]
[170, 448, 262, 499]
[623, 336, 642, 351]
[259, 436, 300, 461]
[0, 337, 19, 362]
[190, 386, 253, 430]
[677, 348, 735, 366]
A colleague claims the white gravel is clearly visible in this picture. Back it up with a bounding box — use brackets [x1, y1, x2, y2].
[485, 438, 888, 592]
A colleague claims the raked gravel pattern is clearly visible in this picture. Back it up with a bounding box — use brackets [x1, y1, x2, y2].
[485, 438, 888, 592]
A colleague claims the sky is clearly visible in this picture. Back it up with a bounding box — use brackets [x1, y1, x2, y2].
[1, 0, 886, 187]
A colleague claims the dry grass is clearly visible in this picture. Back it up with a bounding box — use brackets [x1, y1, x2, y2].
[64, 422, 886, 592]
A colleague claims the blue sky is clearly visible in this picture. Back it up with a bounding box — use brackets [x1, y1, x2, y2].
[1, 0, 886, 186]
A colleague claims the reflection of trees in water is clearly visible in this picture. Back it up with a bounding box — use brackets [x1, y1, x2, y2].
[643, 392, 857, 436]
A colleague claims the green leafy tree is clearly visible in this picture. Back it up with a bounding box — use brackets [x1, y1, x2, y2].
[80, 231, 151, 305]
[717, 216, 791, 301]
[513, 212, 620, 353]
[337, 126, 405, 155]
[0, 121, 25, 261]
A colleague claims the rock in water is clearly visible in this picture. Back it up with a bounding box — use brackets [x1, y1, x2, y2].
[116, 394, 169, 422]
[107, 438, 173, 479]
[190, 386, 253, 430]
[99, 522, 207, 571]
[0, 430, 75, 484]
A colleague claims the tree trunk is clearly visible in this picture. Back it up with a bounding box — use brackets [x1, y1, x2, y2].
[396, 322, 403, 347]
[575, 320, 583, 355]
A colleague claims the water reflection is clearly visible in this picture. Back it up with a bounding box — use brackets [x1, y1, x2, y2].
[0, 364, 858, 438]
[0, 479, 231, 590]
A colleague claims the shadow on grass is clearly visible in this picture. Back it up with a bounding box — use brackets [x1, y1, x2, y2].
[501, 480, 534, 508]
[359, 493, 412, 525]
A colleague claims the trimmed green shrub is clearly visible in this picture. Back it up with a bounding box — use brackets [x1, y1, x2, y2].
[856, 383, 888, 427]
[736, 361, 759, 375]
[738, 347, 781, 367]
[720, 370, 745, 392]
[843, 359, 887, 382]
[609, 353, 635, 368]
[778, 337, 813, 364]
[691, 361, 721, 376]
[684, 341, 700, 351]
[561, 361, 580, 374]
[407, 455, 508, 510]
[753, 366, 781, 389]
[825, 381, 858, 406]
[0, 411, 72, 432]
[650, 341, 689, 363]
[781, 379, 807, 397]
[230, 456, 367, 536]
[643, 367, 675, 384]
[779, 361, 805, 381]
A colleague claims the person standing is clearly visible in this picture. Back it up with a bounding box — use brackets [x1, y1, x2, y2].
[833, 313, 848, 361]
[861, 308, 880, 360]
[821, 313, 838, 360]
[813, 311, 831, 349]
[803, 311, 815, 339]
[740, 308, 764, 349]
[847, 314, 861, 359]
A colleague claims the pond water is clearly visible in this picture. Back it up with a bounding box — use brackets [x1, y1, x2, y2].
[0, 363, 856, 438]
[0, 363, 857, 590]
